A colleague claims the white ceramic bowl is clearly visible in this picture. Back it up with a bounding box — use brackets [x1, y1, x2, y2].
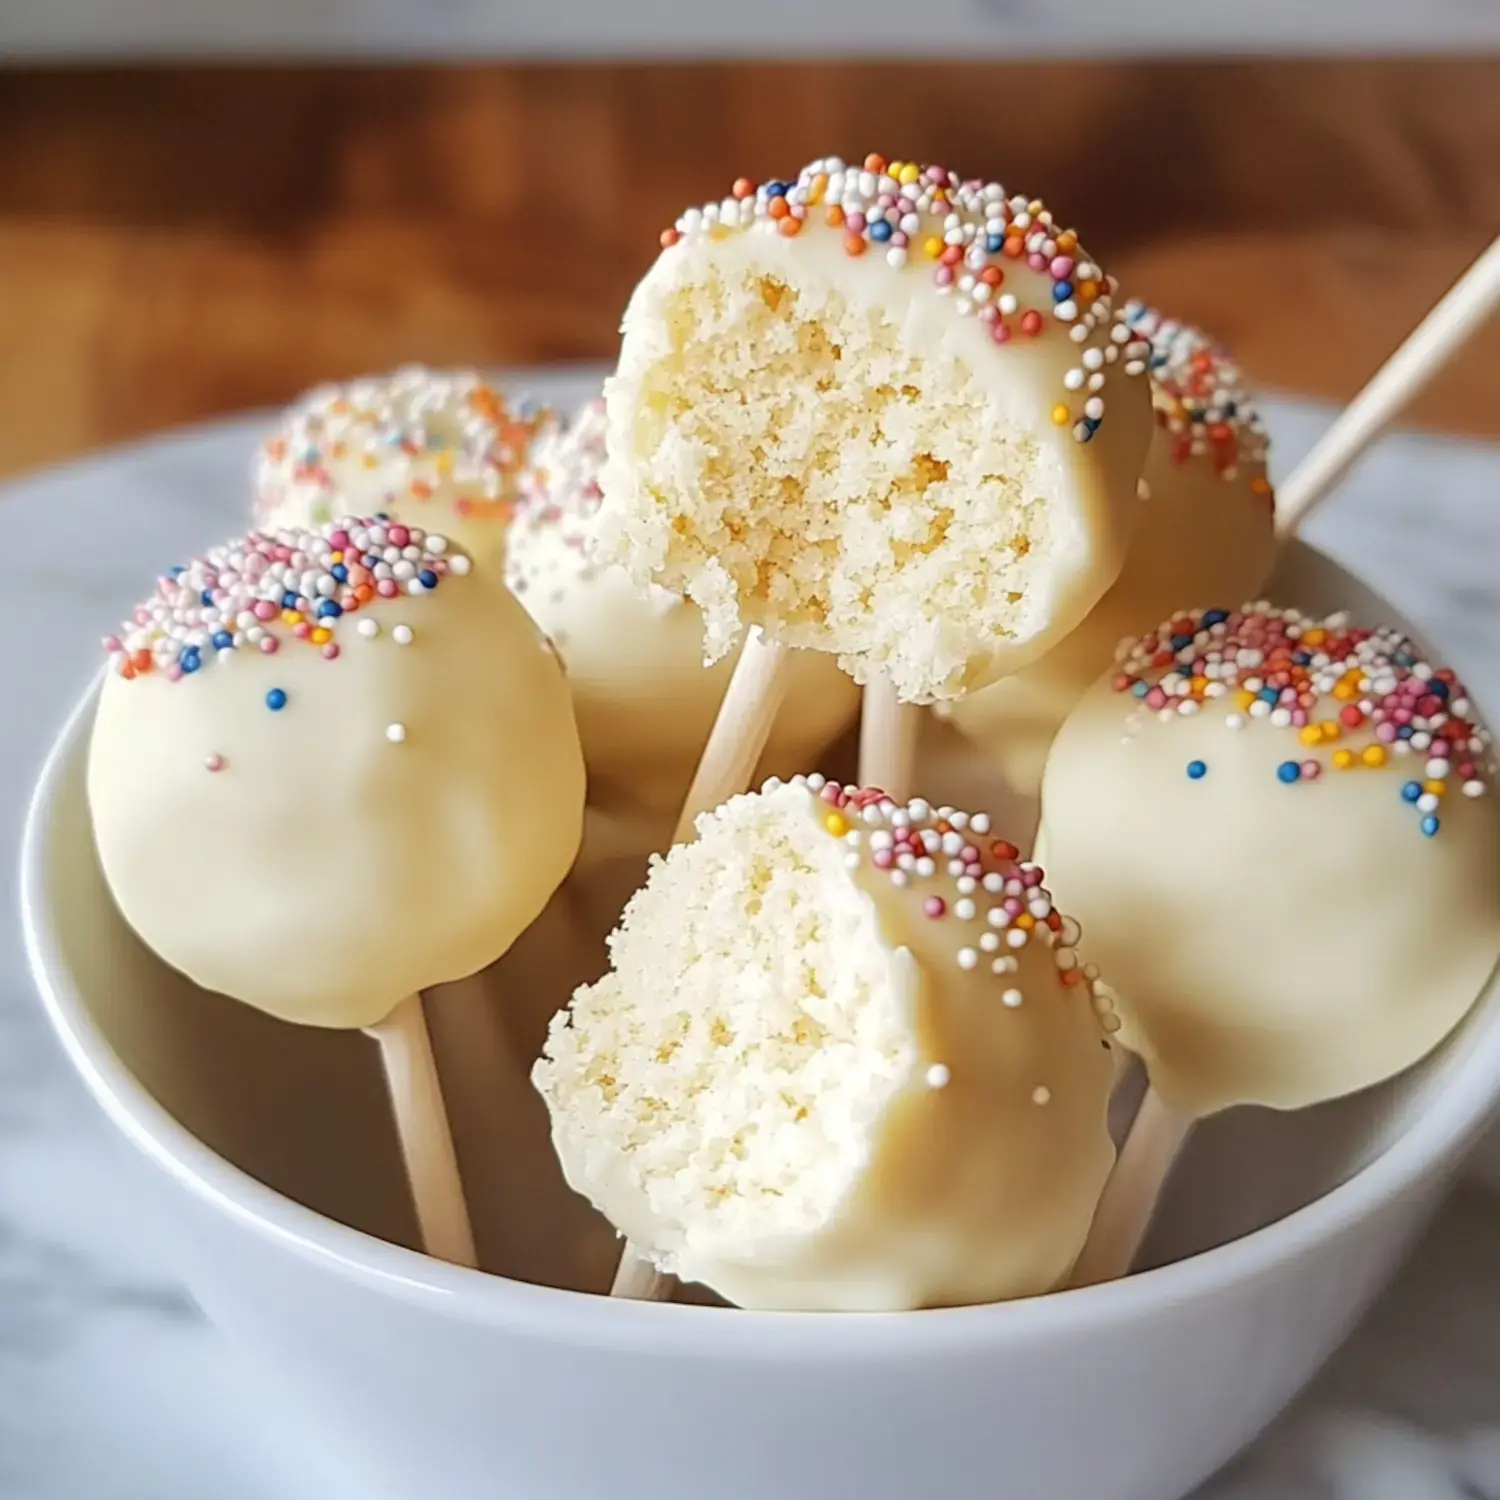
[21, 543, 1500, 1500]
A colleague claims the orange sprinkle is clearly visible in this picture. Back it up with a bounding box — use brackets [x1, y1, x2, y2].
[355, 585, 374, 604]
[731, 177, 753, 200]
[825, 205, 845, 228]
[777, 215, 801, 238]
[659, 228, 680, 249]
[768, 197, 790, 220]
[980, 266, 1004, 287]
[843, 233, 867, 258]
[863, 153, 887, 173]
[1016, 913, 1036, 931]
[1060, 968, 1083, 987]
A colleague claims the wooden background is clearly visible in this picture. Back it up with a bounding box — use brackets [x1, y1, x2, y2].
[2, 58, 1499, 479]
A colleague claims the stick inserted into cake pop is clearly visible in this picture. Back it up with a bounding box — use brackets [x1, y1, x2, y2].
[88, 518, 586, 1267]
[536, 777, 1119, 1310]
[1274, 235, 1500, 540]
[1036, 605, 1500, 1284]
[599, 154, 1155, 831]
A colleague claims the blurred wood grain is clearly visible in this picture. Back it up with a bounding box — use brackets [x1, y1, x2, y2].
[1, 59, 1498, 478]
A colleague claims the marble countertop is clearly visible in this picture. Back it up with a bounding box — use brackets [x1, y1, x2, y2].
[4, 388, 1500, 1498]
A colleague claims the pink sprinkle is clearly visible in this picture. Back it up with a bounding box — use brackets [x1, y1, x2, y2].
[923, 897, 946, 919]
[1432, 739, 1451, 758]
[820, 782, 843, 804]
[1027, 252, 1047, 272]
[845, 211, 866, 234]
[167, 665, 183, 681]
[1004, 897, 1024, 917]
[322, 643, 340, 660]
[890, 231, 908, 249]
[873, 849, 894, 870]
[205, 753, 224, 773]
[1291, 709, 1308, 728]
[377, 579, 399, 598]
[329, 529, 350, 551]
[1049, 256, 1075, 278]
[1393, 707, 1413, 724]
[1021, 867, 1044, 887]
[1144, 687, 1168, 711]
[388, 524, 410, 548]
[253, 600, 277, 622]
[1459, 761, 1478, 779]
[293, 622, 311, 639]
[991, 322, 1012, 344]
[1376, 722, 1398, 743]
[934, 267, 954, 288]
[1301, 760, 1322, 780]
[259, 636, 279, 655]
[102, 635, 122, 653]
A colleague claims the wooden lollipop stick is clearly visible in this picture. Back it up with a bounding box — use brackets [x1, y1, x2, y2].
[670, 628, 792, 846]
[610, 1245, 674, 1301]
[857, 671, 921, 802]
[365, 993, 478, 1268]
[1068, 1086, 1193, 1288]
[1275, 235, 1500, 540]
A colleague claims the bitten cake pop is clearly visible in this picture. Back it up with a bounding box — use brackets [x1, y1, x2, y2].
[1038, 604, 1500, 1117]
[600, 155, 1154, 704]
[255, 368, 550, 567]
[535, 776, 1117, 1311]
[944, 306, 1278, 812]
[506, 397, 859, 826]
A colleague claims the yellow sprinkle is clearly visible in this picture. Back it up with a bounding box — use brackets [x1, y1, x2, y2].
[1321, 721, 1342, 742]
[897, 163, 920, 185]
[1016, 913, 1036, 931]
[1302, 628, 1327, 647]
[808, 172, 827, 205]
[1333, 680, 1358, 702]
[330, 550, 343, 563]
[1425, 779, 1447, 796]
[1362, 745, 1388, 768]
[824, 812, 849, 837]
[1333, 749, 1355, 770]
[923, 235, 944, 260]
[281, 609, 303, 626]
[1236, 690, 1256, 713]
[1299, 726, 1324, 747]
[310, 627, 332, 645]
[1190, 675, 1209, 695]
[1051, 403, 1070, 426]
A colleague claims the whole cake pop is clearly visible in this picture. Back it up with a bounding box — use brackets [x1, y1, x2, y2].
[1037, 604, 1500, 1117]
[89, 517, 585, 1029]
[535, 776, 1118, 1312]
[255, 368, 550, 568]
[506, 398, 859, 827]
[600, 154, 1154, 704]
[944, 306, 1277, 808]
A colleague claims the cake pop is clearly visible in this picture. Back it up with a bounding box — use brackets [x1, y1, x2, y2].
[506, 397, 859, 833]
[601, 154, 1153, 705]
[943, 306, 1277, 816]
[1036, 605, 1500, 1279]
[89, 517, 586, 1262]
[255, 368, 550, 568]
[535, 776, 1118, 1311]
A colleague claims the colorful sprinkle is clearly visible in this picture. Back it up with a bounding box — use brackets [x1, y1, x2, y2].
[1110, 604, 1493, 834]
[660, 156, 1149, 441]
[255, 368, 554, 530]
[265, 688, 287, 712]
[204, 753, 224, 772]
[925, 1063, 951, 1089]
[104, 518, 464, 681]
[1186, 759, 1207, 780]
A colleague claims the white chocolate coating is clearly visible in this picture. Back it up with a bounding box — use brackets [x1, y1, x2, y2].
[255, 367, 551, 568]
[536, 778, 1116, 1311]
[1037, 606, 1500, 1116]
[946, 308, 1277, 801]
[600, 156, 1153, 702]
[89, 521, 585, 1030]
[508, 400, 860, 823]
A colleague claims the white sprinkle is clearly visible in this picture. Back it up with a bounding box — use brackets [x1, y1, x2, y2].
[956, 948, 979, 971]
[956, 875, 977, 895]
[926, 1064, 951, 1090]
[1007, 930, 1028, 949]
[392, 624, 414, 646]
[1417, 793, 1440, 814]
[1032, 1086, 1052, 1106]
[1463, 780, 1486, 798]
[1426, 758, 1451, 779]
[386, 723, 407, 744]
[358, 619, 380, 639]
[955, 898, 977, 921]
[449, 554, 472, 576]
[969, 812, 991, 835]
[979, 932, 1001, 953]
[1001, 988, 1023, 1008]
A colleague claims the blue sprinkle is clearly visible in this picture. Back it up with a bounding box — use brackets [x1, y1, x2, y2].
[1186, 760, 1207, 780]
[418, 568, 438, 590]
[1276, 761, 1302, 785]
[265, 688, 287, 712]
[212, 631, 233, 650]
[1080, 417, 1101, 441]
[1132, 681, 1150, 698]
[169, 565, 186, 579]
[765, 180, 788, 198]
[1398, 725, 1415, 739]
[1170, 633, 1193, 652]
[178, 647, 201, 673]
[1292, 651, 1312, 666]
[200, 589, 214, 607]
[281, 591, 299, 609]
[1421, 815, 1440, 837]
[1052, 280, 1075, 303]
[986, 233, 1005, 253]
[1429, 679, 1450, 700]
[1201, 609, 1229, 627]
[1401, 781, 1423, 803]
[869, 220, 893, 243]
[331, 564, 349, 584]
[316, 599, 342, 619]
[1259, 687, 1280, 705]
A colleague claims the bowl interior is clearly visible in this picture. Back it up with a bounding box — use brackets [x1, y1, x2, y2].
[25, 541, 1500, 1293]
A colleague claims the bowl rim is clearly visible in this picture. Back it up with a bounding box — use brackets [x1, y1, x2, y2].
[22, 670, 1500, 1363]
